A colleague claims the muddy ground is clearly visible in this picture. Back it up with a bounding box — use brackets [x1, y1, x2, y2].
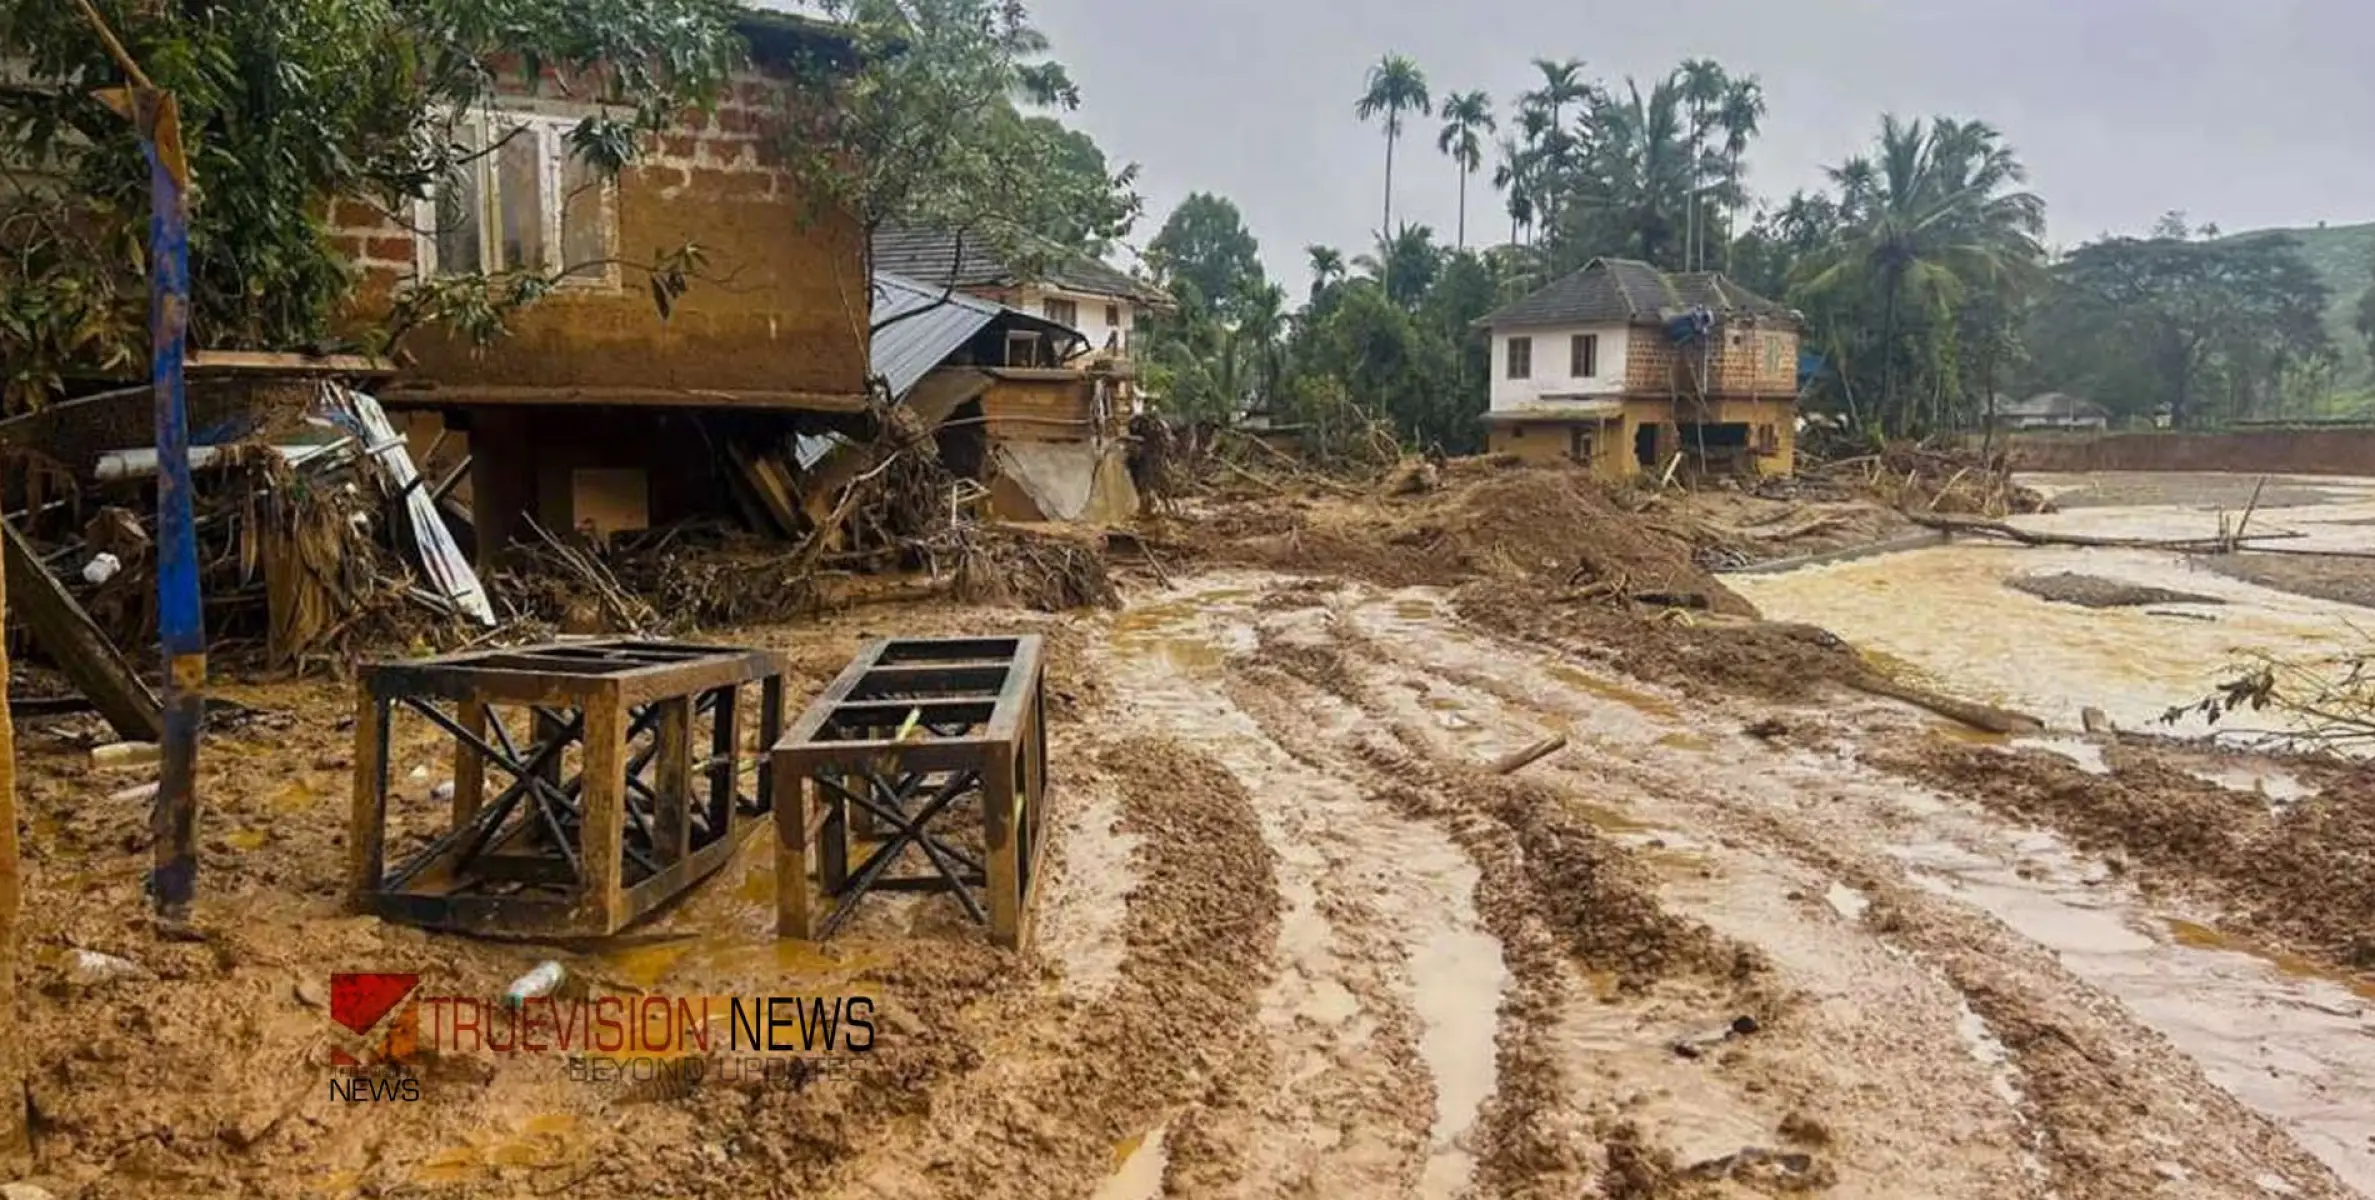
[7, 462, 2375, 1199]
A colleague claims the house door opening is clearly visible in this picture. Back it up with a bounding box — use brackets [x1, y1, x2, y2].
[1633, 423, 1659, 469]
[1568, 427, 1594, 463]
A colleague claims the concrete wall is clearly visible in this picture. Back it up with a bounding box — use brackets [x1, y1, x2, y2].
[1007, 284, 1137, 359]
[330, 70, 867, 401]
[1489, 322, 1631, 411]
[1488, 395, 1796, 481]
[2005, 428, 2375, 477]
[1488, 418, 1627, 475]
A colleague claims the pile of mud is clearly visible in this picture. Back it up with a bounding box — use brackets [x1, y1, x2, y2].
[1179, 461, 1748, 614]
[1875, 738, 2375, 971]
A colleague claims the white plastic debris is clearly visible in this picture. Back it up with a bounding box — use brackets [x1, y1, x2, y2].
[64, 949, 142, 985]
[80, 552, 122, 585]
[430, 780, 456, 804]
[504, 962, 566, 1008]
[90, 742, 161, 769]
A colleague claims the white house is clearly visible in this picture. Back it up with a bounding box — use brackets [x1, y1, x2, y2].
[870, 226, 1167, 367]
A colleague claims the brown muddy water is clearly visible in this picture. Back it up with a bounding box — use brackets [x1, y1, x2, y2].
[1731, 472, 2375, 741]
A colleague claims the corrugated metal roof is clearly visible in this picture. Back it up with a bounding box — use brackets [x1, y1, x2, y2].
[871, 273, 1001, 401]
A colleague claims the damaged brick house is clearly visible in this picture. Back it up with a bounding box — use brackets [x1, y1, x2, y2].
[331, 10, 875, 562]
[1475, 258, 1802, 479]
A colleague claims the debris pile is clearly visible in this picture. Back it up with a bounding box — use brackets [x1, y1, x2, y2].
[1812, 441, 2050, 518]
[4, 383, 488, 678]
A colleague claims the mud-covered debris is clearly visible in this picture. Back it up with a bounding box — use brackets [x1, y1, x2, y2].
[2011, 572, 2226, 610]
[1683, 1145, 1829, 1187]
[1744, 716, 1792, 740]
[62, 949, 142, 986]
[3, 1183, 60, 1200]
[2082, 706, 2117, 735]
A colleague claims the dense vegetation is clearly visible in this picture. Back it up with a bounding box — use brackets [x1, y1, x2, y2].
[1142, 50, 2370, 449]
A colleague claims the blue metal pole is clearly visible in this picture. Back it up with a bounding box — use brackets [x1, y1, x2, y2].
[136, 91, 203, 917]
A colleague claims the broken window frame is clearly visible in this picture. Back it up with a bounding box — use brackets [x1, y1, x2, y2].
[415, 107, 621, 293]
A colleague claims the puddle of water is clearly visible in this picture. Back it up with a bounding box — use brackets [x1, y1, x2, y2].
[2013, 736, 2111, 775]
[1895, 839, 2375, 1190]
[2164, 919, 2375, 1003]
[1542, 663, 1682, 722]
[1411, 924, 1504, 1199]
[1095, 1120, 1171, 1200]
[413, 1112, 585, 1184]
[2187, 763, 2316, 807]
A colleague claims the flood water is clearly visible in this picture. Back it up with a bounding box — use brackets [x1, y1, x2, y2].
[1731, 472, 2375, 738]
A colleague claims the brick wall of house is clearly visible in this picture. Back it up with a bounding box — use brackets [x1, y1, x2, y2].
[1622, 319, 1798, 400]
[328, 68, 866, 400]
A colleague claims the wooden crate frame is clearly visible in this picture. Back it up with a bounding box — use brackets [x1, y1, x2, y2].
[771, 635, 1048, 949]
[350, 639, 788, 937]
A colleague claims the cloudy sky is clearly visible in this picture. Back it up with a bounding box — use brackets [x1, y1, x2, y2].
[1012, 0, 2375, 285]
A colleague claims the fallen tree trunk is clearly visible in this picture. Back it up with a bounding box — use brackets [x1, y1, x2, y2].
[1847, 672, 2045, 736]
[1905, 512, 2304, 553]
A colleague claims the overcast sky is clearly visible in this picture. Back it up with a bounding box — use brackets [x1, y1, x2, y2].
[1011, 0, 2375, 286]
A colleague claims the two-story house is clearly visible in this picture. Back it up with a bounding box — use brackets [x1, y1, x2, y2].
[1474, 258, 1802, 480]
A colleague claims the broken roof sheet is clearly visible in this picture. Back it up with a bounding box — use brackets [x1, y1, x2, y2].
[871, 273, 1002, 402]
[872, 226, 1169, 305]
[869, 272, 1086, 401]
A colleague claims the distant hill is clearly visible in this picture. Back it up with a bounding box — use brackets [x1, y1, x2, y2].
[2217, 221, 2375, 405]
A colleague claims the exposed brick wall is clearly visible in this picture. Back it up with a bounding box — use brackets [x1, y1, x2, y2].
[1623, 319, 1797, 399]
[333, 66, 866, 400]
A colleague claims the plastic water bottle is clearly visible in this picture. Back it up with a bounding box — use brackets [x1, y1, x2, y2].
[503, 961, 566, 1008]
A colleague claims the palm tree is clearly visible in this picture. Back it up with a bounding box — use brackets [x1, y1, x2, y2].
[1306, 244, 1346, 303]
[1492, 136, 1533, 246]
[1796, 115, 2046, 433]
[1436, 91, 1495, 249]
[1355, 54, 1432, 239]
[1353, 224, 1443, 309]
[1567, 77, 1709, 269]
[1524, 58, 1590, 129]
[1714, 77, 1766, 269]
[1673, 59, 1730, 270]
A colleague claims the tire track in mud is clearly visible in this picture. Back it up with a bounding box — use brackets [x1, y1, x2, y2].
[1099, 609, 1491, 1197]
[1277, 579, 2360, 1199]
[649, 736, 1280, 1199]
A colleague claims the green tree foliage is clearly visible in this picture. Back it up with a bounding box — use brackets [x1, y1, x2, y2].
[0, 0, 741, 410]
[788, 0, 1141, 293]
[1145, 193, 1264, 318]
[2356, 254, 2375, 367]
[1354, 54, 1430, 238]
[1436, 90, 1494, 249]
[1790, 116, 2046, 436]
[1305, 245, 1347, 304]
[2033, 233, 2332, 427]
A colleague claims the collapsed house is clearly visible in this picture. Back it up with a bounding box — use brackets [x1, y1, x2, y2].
[1474, 258, 1803, 479]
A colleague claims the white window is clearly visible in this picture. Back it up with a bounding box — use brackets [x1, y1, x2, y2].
[1042, 297, 1079, 328]
[417, 111, 618, 289]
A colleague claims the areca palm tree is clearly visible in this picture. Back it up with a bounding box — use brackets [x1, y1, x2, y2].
[1566, 77, 1714, 269]
[1524, 58, 1590, 129]
[1306, 244, 1346, 302]
[1436, 91, 1495, 249]
[1796, 115, 2046, 433]
[1355, 54, 1432, 238]
[1714, 77, 1767, 269]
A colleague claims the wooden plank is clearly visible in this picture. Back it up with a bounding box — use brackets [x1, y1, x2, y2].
[774, 766, 817, 940]
[378, 385, 871, 413]
[729, 444, 802, 537]
[577, 688, 629, 933]
[983, 741, 1021, 950]
[348, 691, 390, 899]
[186, 349, 394, 377]
[1, 518, 162, 742]
[653, 696, 693, 864]
[452, 699, 488, 827]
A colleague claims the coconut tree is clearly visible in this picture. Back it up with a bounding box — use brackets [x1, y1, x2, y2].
[1565, 76, 1711, 269]
[1795, 115, 2046, 434]
[1524, 57, 1590, 130]
[1492, 136, 1533, 246]
[1354, 223, 1443, 310]
[1306, 244, 1346, 303]
[1355, 54, 1432, 238]
[1436, 90, 1495, 249]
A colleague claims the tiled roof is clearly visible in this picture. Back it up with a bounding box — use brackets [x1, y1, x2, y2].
[871, 226, 1168, 305]
[1477, 258, 1792, 330]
